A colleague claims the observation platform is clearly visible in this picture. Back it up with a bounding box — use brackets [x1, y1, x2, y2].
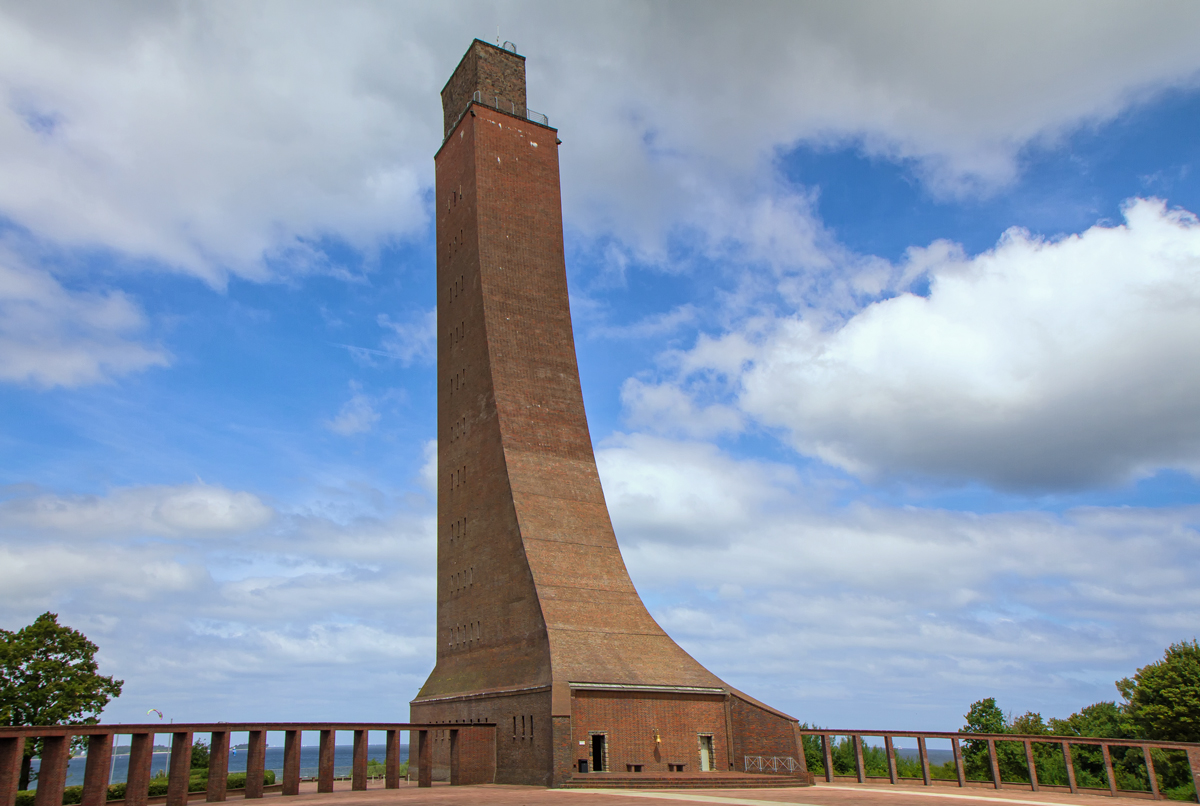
[139, 778, 1190, 806]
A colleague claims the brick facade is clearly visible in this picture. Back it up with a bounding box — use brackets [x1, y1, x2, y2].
[411, 39, 802, 787]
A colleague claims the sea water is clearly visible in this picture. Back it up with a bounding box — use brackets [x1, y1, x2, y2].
[29, 743, 411, 788]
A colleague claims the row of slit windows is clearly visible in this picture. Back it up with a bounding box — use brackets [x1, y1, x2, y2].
[448, 620, 480, 648]
[448, 274, 466, 303]
[449, 566, 473, 595]
[512, 715, 534, 742]
[449, 464, 466, 492]
[448, 367, 466, 395]
[449, 415, 468, 442]
[449, 320, 466, 346]
[449, 517, 466, 545]
[445, 187, 463, 214]
[447, 229, 465, 260]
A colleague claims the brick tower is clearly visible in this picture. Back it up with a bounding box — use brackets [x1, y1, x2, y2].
[411, 39, 804, 787]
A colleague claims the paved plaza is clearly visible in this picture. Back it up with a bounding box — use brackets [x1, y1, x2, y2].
[207, 780, 1159, 806]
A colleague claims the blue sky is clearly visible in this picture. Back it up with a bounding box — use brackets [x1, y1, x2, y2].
[2, 2, 1200, 732]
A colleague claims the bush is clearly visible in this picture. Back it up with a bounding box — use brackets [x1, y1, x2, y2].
[15, 769, 281, 803]
[225, 770, 276, 790]
[190, 741, 210, 770]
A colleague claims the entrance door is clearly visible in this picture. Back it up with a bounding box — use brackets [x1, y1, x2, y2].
[698, 735, 714, 772]
[591, 734, 606, 772]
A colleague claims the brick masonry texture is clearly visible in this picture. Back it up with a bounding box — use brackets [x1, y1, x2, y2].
[411, 40, 802, 788]
[441, 40, 527, 137]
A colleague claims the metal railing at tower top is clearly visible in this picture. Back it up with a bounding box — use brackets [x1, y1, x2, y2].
[796, 728, 1200, 800]
[470, 90, 549, 127]
[0, 722, 496, 806]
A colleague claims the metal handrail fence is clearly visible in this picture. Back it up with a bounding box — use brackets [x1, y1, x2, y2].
[470, 91, 549, 127]
[798, 729, 1200, 800]
[745, 756, 801, 774]
[0, 722, 495, 806]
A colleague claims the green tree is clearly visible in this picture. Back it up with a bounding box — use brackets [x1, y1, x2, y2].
[960, 698, 1006, 781]
[190, 740, 210, 771]
[0, 613, 123, 790]
[1118, 640, 1200, 743]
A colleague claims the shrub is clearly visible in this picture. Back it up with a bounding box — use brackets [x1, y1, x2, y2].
[190, 741, 210, 770]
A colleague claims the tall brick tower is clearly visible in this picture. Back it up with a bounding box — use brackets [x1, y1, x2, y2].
[411, 40, 804, 787]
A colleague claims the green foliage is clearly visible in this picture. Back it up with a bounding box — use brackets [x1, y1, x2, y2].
[190, 740, 210, 769]
[15, 769, 277, 805]
[1048, 701, 1132, 739]
[1118, 640, 1200, 743]
[225, 770, 276, 789]
[0, 613, 123, 789]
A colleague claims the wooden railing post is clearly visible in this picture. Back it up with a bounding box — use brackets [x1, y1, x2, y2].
[166, 732, 192, 806]
[1063, 741, 1078, 794]
[853, 735, 865, 783]
[1101, 743, 1117, 796]
[33, 735, 70, 806]
[352, 730, 367, 791]
[384, 730, 400, 789]
[318, 730, 335, 794]
[917, 736, 931, 786]
[417, 730, 431, 788]
[125, 733, 155, 806]
[1142, 745, 1160, 799]
[0, 736, 22, 806]
[822, 734, 833, 783]
[884, 736, 897, 784]
[206, 731, 229, 803]
[951, 737, 965, 787]
[986, 738, 1001, 789]
[245, 731, 265, 799]
[282, 731, 300, 796]
[1187, 748, 1200, 804]
[81, 733, 114, 806]
[1024, 740, 1039, 792]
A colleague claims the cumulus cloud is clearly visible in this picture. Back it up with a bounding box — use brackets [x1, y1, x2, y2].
[1, 3, 1198, 280]
[0, 544, 206, 608]
[595, 435, 1200, 724]
[0, 483, 274, 537]
[0, 249, 168, 387]
[745, 199, 1200, 488]
[0, 479, 436, 722]
[619, 379, 743, 439]
[639, 199, 1200, 490]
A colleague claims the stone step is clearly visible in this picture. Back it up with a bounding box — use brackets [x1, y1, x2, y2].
[561, 772, 814, 789]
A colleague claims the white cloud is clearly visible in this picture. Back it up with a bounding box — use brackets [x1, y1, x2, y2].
[619, 379, 743, 439]
[2, 3, 1199, 281]
[588, 304, 699, 340]
[0, 483, 274, 537]
[751, 199, 1200, 488]
[597, 433, 798, 542]
[0, 545, 205, 608]
[0, 249, 168, 387]
[0, 479, 437, 722]
[595, 434, 1200, 725]
[645, 199, 1200, 490]
[326, 383, 380, 436]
